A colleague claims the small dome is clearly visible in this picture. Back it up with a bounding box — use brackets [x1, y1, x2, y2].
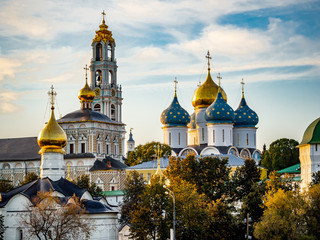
[192, 70, 227, 108]
[78, 81, 95, 102]
[234, 97, 258, 127]
[188, 112, 196, 129]
[161, 94, 190, 127]
[300, 117, 320, 145]
[38, 108, 67, 153]
[205, 90, 234, 123]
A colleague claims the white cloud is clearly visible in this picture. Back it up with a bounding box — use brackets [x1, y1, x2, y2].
[0, 91, 19, 113]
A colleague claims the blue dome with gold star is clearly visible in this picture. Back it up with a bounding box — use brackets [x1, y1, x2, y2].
[234, 97, 258, 127]
[161, 93, 190, 127]
[205, 90, 234, 123]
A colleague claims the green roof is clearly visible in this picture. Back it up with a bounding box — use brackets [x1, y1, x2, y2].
[277, 163, 301, 174]
[101, 190, 124, 196]
[300, 117, 320, 145]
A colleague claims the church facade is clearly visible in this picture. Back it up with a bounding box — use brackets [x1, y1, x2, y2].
[161, 52, 261, 161]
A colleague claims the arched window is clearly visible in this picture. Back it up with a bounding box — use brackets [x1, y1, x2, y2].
[94, 104, 101, 112]
[107, 44, 113, 61]
[111, 104, 116, 121]
[3, 163, 10, 169]
[109, 70, 115, 86]
[178, 132, 180, 145]
[96, 43, 102, 61]
[95, 70, 102, 87]
[169, 133, 171, 145]
[213, 130, 215, 143]
[222, 129, 225, 142]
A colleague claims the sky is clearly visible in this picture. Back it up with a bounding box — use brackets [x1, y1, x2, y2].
[0, 0, 320, 151]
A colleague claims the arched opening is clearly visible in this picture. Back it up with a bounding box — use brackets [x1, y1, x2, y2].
[94, 103, 101, 112]
[111, 104, 116, 121]
[3, 163, 10, 169]
[96, 43, 102, 61]
[109, 70, 115, 87]
[240, 149, 251, 159]
[95, 70, 102, 87]
[107, 43, 113, 61]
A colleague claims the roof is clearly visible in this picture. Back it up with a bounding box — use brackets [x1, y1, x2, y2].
[102, 190, 124, 196]
[0, 177, 116, 213]
[127, 157, 169, 170]
[300, 117, 320, 145]
[89, 156, 128, 171]
[277, 163, 301, 174]
[58, 109, 122, 125]
[65, 153, 95, 159]
[0, 137, 40, 161]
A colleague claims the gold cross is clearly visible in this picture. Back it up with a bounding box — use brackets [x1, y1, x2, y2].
[241, 78, 245, 97]
[102, 10, 106, 23]
[205, 50, 212, 70]
[84, 64, 89, 81]
[174, 77, 178, 95]
[48, 85, 57, 109]
[217, 73, 222, 87]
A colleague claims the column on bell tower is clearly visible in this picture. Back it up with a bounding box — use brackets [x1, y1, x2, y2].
[90, 11, 123, 123]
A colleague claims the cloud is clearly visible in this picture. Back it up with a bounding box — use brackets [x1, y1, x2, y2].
[0, 91, 19, 113]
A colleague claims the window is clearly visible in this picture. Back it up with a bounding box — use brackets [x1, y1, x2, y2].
[202, 128, 204, 141]
[213, 130, 215, 143]
[178, 132, 180, 145]
[111, 186, 115, 191]
[111, 104, 116, 121]
[107, 44, 112, 61]
[81, 143, 86, 153]
[247, 134, 249, 146]
[96, 43, 102, 61]
[230, 130, 232, 142]
[114, 145, 117, 155]
[94, 104, 101, 112]
[238, 134, 240, 146]
[222, 129, 225, 142]
[106, 144, 109, 154]
[69, 143, 74, 154]
[97, 143, 101, 154]
[95, 70, 102, 87]
[169, 132, 171, 145]
[316, 144, 318, 151]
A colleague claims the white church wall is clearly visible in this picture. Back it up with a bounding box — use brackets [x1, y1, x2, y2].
[207, 124, 233, 146]
[233, 128, 256, 149]
[195, 108, 208, 145]
[163, 127, 188, 148]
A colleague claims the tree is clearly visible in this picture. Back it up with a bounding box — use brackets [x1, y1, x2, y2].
[21, 191, 93, 240]
[126, 141, 171, 166]
[120, 171, 146, 226]
[19, 172, 38, 186]
[305, 184, 320, 238]
[73, 174, 103, 197]
[260, 138, 299, 172]
[311, 171, 320, 186]
[0, 180, 14, 192]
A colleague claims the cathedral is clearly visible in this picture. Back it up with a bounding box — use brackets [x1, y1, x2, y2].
[161, 52, 261, 161]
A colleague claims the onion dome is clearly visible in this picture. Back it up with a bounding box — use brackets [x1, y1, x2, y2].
[92, 11, 114, 44]
[38, 87, 67, 154]
[299, 117, 320, 146]
[161, 79, 190, 127]
[192, 52, 227, 109]
[188, 112, 196, 129]
[205, 89, 234, 123]
[78, 80, 95, 102]
[234, 80, 258, 127]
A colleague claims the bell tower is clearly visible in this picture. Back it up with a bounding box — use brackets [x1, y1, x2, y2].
[90, 11, 123, 123]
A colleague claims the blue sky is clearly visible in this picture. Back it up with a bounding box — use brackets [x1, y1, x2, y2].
[0, 0, 319, 151]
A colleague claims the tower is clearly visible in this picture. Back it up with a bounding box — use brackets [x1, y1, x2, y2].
[38, 86, 67, 180]
[233, 79, 259, 151]
[90, 11, 122, 123]
[161, 78, 190, 149]
[127, 128, 135, 157]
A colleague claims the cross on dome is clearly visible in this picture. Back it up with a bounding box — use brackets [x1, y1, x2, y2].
[206, 50, 212, 71]
[217, 73, 222, 87]
[101, 10, 106, 23]
[241, 78, 245, 97]
[84, 64, 89, 81]
[174, 77, 178, 95]
[48, 85, 57, 110]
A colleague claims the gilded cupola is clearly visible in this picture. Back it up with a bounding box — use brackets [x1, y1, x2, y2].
[161, 78, 190, 127]
[92, 10, 114, 44]
[192, 51, 227, 109]
[38, 86, 67, 154]
[78, 65, 95, 109]
[234, 79, 259, 127]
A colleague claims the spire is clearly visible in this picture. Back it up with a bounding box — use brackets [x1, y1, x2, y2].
[217, 72, 222, 88]
[205, 50, 212, 71]
[174, 77, 178, 97]
[84, 64, 89, 84]
[241, 78, 245, 98]
[101, 10, 106, 24]
[48, 85, 57, 110]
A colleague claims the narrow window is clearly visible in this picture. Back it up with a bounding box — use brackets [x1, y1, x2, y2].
[19, 229, 23, 240]
[178, 132, 181, 145]
[111, 186, 115, 191]
[213, 130, 215, 143]
[230, 130, 232, 142]
[94, 104, 101, 112]
[316, 144, 318, 151]
[70, 143, 74, 154]
[222, 129, 225, 142]
[247, 133, 249, 145]
[114, 145, 117, 155]
[96, 43, 102, 61]
[106, 144, 109, 154]
[169, 133, 171, 145]
[254, 133, 256, 146]
[81, 143, 86, 153]
[238, 134, 240, 146]
[97, 143, 100, 154]
[202, 128, 204, 141]
[111, 104, 116, 121]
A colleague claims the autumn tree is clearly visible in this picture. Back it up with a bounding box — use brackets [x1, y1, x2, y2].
[21, 191, 93, 240]
[260, 138, 299, 172]
[19, 172, 38, 186]
[126, 141, 171, 166]
[0, 180, 14, 192]
[73, 174, 103, 197]
[305, 183, 320, 238]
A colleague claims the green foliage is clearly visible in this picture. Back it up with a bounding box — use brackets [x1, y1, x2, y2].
[305, 184, 320, 238]
[73, 174, 103, 197]
[261, 138, 299, 172]
[19, 172, 38, 186]
[0, 214, 6, 240]
[125, 141, 171, 166]
[0, 180, 14, 193]
[120, 171, 146, 226]
[266, 171, 298, 194]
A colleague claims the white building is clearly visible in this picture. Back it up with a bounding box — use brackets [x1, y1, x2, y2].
[161, 52, 261, 160]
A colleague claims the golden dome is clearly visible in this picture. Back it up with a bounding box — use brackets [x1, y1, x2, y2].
[92, 12, 114, 44]
[38, 108, 67, 154]
[78, 80, 95, 102]
[192, 70, 227, 108]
